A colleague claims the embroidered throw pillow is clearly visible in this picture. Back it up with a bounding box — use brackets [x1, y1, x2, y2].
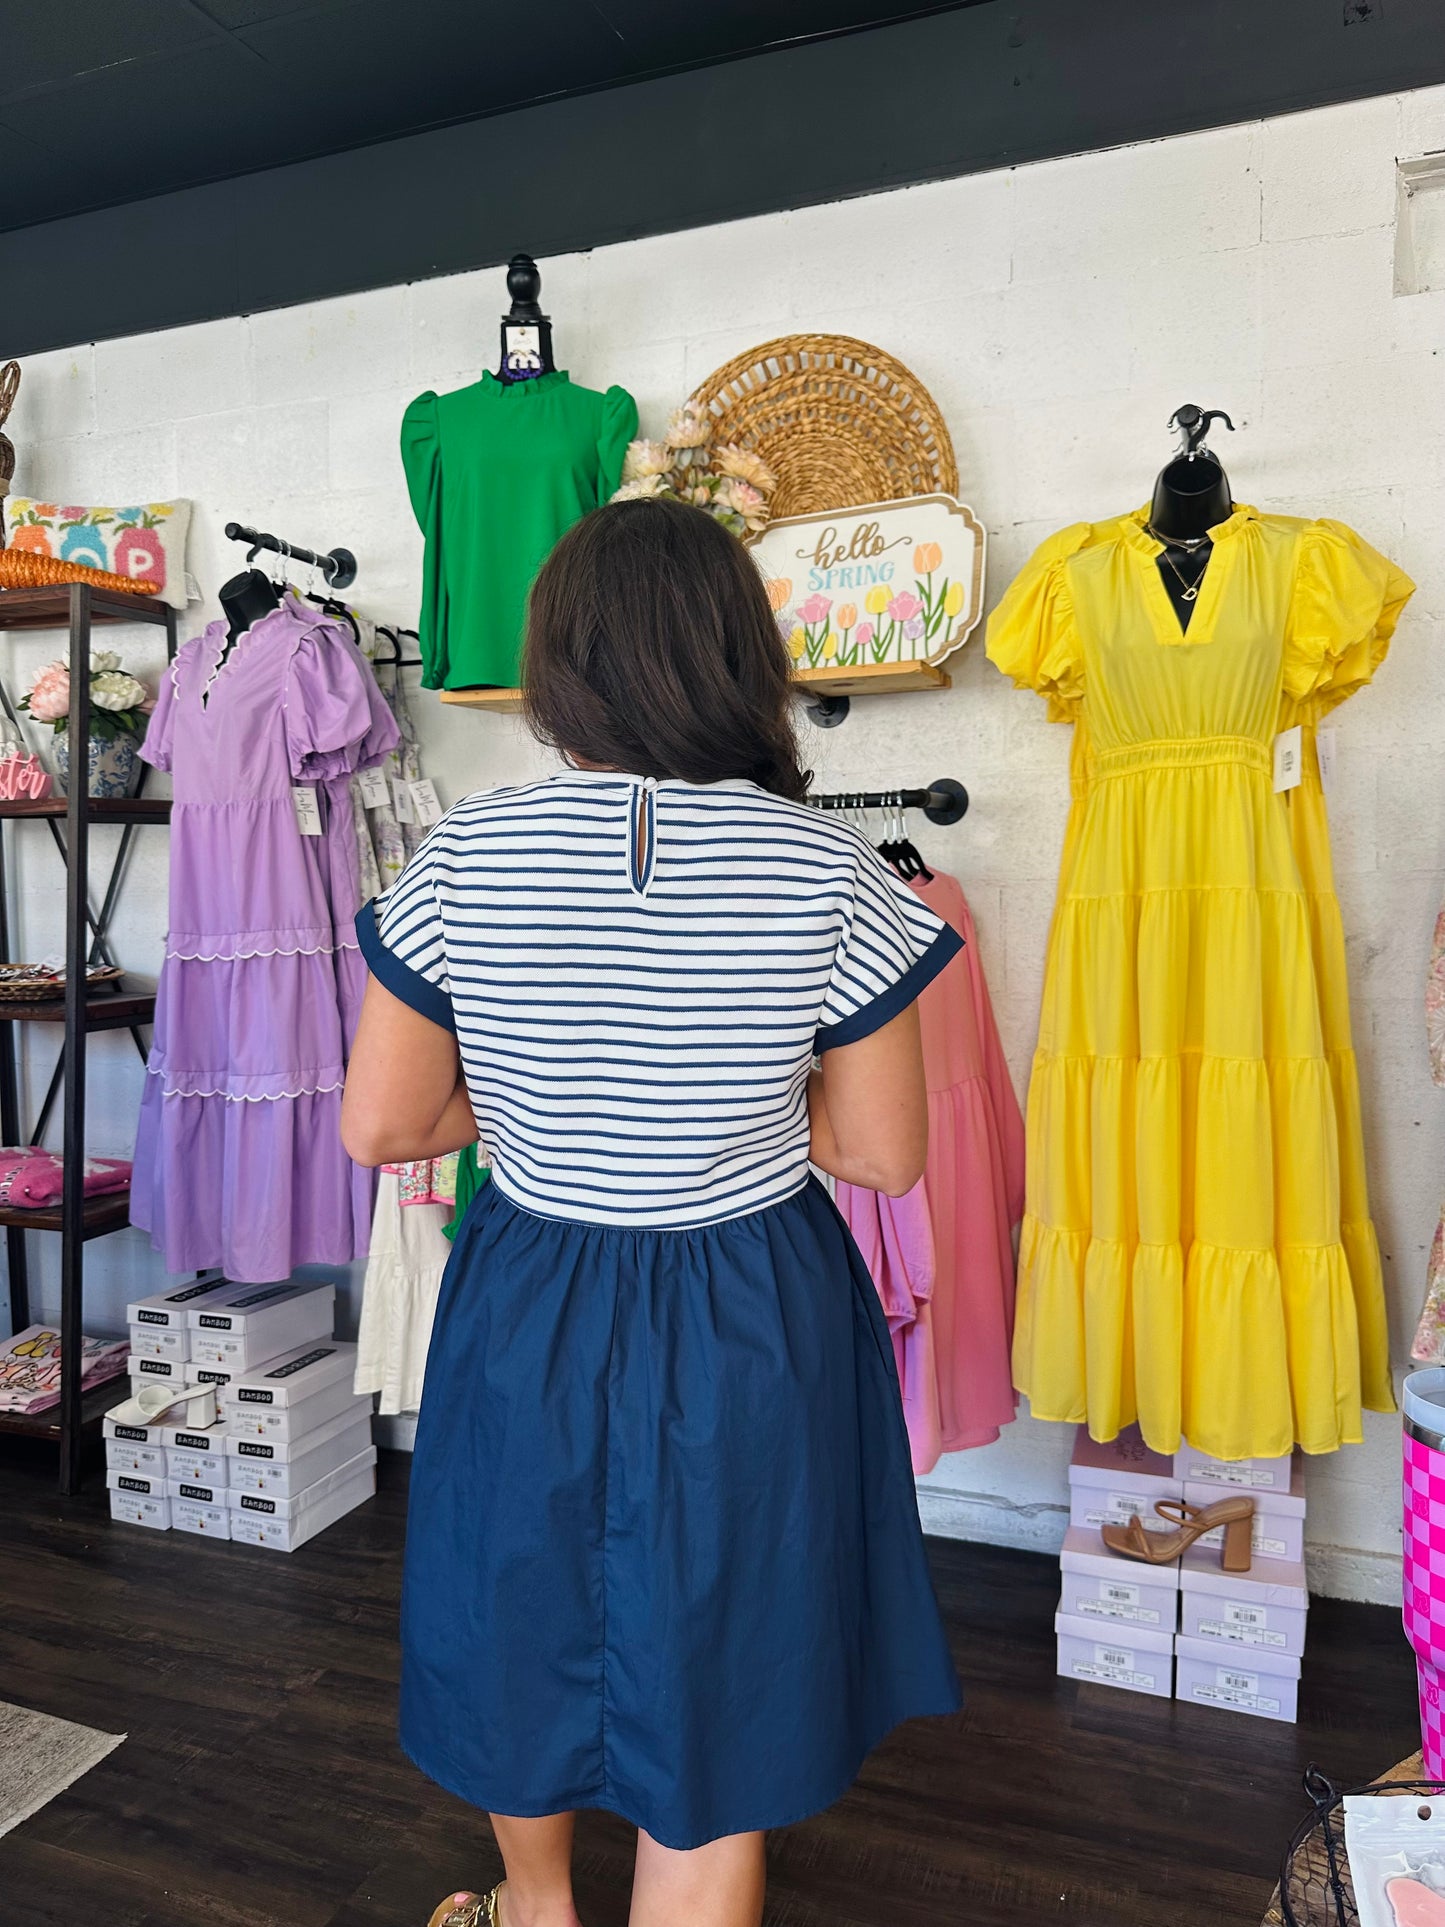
[5, 499, 193, 610]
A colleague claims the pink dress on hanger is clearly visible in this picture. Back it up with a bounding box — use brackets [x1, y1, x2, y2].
[836, 870, 1025, 1470]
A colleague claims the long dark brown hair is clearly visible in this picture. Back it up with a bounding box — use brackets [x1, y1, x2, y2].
[522, 496, 811, 800]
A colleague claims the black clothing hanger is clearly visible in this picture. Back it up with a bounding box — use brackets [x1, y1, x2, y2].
[1148, 404, 1236, 632]
[496, 254, 557, 384]
[374, 625, 424, 669]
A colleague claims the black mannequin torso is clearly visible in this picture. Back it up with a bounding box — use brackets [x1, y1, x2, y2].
[217, 568, 282, 670]
[496, 253, 556, 384]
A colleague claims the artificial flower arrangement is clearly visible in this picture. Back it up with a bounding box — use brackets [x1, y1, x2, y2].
[21, 651, 154, 738]
[612, 408, 777, 539]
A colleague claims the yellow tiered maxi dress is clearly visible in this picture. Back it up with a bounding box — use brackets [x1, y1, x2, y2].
[988, 505, 1413, 1460]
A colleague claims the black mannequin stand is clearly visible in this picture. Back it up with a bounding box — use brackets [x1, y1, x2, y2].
[497, 253, 556, 384]
[215, 566, 283, 676]
[1148, 405, 1235, 630]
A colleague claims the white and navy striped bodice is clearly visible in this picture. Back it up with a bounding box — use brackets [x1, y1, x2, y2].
[360, 771, 957, 1229]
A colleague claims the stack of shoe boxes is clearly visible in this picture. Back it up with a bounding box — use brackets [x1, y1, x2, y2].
[1171, 1439, 1308, 1724]
[1056, 1427, 1181, 1698]
[106, 1279, 374, 1548]
[1054, 1427, 1308, 1721]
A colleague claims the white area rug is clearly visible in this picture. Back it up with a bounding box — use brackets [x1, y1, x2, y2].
[0, 1699, 125, 1838]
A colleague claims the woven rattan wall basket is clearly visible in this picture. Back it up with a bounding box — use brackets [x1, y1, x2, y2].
[688, 334, 957, 526]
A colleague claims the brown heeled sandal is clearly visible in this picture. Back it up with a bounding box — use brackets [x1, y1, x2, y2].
[428, 1886, 502, 1927]
[1100, 1494, 1256, 1573]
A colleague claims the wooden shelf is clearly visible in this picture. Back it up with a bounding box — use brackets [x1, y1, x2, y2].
[0, 1186, 134, 1237]
[440, 686, 525, 713]
[0, 1375, 128, 1440]
[0, 796, 171, 821]
[0, 585, 172, 631]
[796, 659, 952, 697]
[0, 984, 155, 1029]
[438, 658, 953, 714]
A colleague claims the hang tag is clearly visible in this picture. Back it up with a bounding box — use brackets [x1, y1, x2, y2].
[409, 778, 443, 827]
[1273, 725, 1303, 793]
[291, 785, 323, 836]
[357, 765, 389, 810]
[1316, 727, 1338, 796]
[390, 778, 416, 824]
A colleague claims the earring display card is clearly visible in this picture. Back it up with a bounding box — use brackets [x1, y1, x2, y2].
[1055, 1610, 1174, 1698]
[1059, 1526, 1181, 1631]
[1173, 1633, 1300, 1723]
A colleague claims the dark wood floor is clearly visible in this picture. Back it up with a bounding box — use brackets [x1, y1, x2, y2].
[0, 1443, 1420, 1927]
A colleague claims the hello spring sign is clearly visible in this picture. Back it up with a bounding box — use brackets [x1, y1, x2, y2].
[754, 493, 986, 671]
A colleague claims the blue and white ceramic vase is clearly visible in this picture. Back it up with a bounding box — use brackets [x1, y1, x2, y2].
[54, 729, 140, 799]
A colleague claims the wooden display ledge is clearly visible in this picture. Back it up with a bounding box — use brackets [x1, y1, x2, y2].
[0, 1374, 129, 1441]
[439, 659, 952, 713]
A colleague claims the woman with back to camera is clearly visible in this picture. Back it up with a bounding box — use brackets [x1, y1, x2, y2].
[341, 496, 962, 1927]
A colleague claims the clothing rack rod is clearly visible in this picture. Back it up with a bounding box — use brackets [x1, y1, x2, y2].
[808, 778, 969, 826]
[224, 521, 357, 591]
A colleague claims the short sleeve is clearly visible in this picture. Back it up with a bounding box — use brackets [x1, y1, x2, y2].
[597, 385, 639, 501]
[1283, 518, 1415, 715]
[400, 390, 451, 690]
[139, 653, 183, 772]
[282, 624, 400, 782]
[985, 523, 1091, 723]
[816, 844, 964, 1051]
[356, 831, 453, 1033]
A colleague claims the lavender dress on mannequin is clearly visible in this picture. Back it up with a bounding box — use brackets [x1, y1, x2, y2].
[131, 596, 398, 1283]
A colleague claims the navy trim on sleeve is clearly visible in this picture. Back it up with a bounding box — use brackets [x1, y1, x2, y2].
[355, 901, 456, 1034]
[815, 922, 964, 1053]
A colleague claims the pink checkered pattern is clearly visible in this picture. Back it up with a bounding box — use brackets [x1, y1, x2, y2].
[1403, 1431, 1445, 1776]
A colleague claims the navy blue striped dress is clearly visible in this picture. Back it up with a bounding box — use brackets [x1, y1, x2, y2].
[357, 770, 963, 1848]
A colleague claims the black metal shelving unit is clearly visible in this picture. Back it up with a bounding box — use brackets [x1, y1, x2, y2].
[0, 583, 176, 1492]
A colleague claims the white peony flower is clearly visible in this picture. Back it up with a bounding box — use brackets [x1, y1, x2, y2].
[88, 649, 121, 674]
[91, 671, 147, 711]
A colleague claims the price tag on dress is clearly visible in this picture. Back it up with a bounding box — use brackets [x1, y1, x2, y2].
[390, 778, 416, 824]
[409, 779, 443, 827]
[291, 786, 323, 836]
[357, 766, 390, 809]
[1273, 725, 1303, 793]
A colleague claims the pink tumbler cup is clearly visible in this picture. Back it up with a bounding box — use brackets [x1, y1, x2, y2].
[1403, 1368, 1445, 1776]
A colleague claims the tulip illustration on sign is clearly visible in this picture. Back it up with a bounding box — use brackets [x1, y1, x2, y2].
[753, 492, 987, 673]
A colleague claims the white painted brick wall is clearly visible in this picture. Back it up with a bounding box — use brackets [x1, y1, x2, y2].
[8, 87, 1445, 1598]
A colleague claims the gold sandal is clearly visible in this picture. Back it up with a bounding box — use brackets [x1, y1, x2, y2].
[1101, 1494, 1256, 1573]
[428, 1886, 502, 1927]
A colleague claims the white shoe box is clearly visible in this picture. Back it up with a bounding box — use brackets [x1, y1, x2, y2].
[191, 1352, 285, 1417]
[1059, 1526, 1180, 1633]
[107, 1466, 171, 1531]
[228, 1458, 377, 1552]
[227, 1407, 373, 1499]
[110, 1485, 170, 1530]
[163, 1420, 229, 1487]
[129, 1352, 187, 1389]
[1185, 1456, 1306, 1564]
[1173, 1438, 1295, 1490]
[1055, 1610, 1174, 1698]
[128, 1322, 191, 1363]
[171, 1496, 231, 1539]
[188, 1281, 335, 1371]
[1174, 1633, 1300, 1723]
[223, 1375, 370, 1446]
[1179, 1546, 1308, 1658]
[167, 1473, 228, 1511]
[228, 1339, 358, 1415]
[125, 1275, 228, 1331]
[104, 1412, 170, 1476]
[1068, 1425, 1183, 1532]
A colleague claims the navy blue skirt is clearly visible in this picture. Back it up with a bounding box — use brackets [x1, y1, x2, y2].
[400, 1176, 961, 1850]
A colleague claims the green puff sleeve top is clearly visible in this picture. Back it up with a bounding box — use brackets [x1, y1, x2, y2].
[400, 370, 638, 690]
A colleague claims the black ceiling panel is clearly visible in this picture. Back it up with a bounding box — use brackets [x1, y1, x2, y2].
[0, 0, 977, 231]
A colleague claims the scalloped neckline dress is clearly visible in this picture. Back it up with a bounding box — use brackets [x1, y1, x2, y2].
[987, 505, 1413, 1460]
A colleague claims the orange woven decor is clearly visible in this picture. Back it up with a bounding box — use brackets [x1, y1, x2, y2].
[687, 334, 958, 523]
[0, 548, 156, 596]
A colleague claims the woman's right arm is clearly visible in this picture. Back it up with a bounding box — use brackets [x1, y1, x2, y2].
[807, 1003, 928, 1196]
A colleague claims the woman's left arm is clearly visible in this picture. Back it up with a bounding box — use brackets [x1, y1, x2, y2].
[341, 977, 477, 1166]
